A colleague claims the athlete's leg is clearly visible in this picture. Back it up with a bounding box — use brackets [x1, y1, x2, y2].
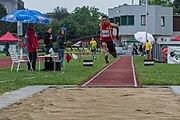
[107, 41, 117, 58]
[101, 41, 109, 63]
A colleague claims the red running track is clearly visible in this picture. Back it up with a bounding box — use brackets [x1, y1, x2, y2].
[0, 58, 12, 68]
[81, 56, 141, 87]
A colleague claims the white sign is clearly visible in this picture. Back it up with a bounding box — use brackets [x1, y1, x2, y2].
[167, 46, 180, 64]
[115, 47, 132, 55]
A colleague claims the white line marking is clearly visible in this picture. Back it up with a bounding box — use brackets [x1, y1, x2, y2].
[82, 57, 120, 87]
[0, 80, 15, 83]
[131, 56, 137, 87]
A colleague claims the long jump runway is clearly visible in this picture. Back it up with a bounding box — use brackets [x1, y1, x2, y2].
[81, 56, 141, 87]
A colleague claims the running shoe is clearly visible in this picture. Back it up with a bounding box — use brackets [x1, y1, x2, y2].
[105, 55, 109, 64]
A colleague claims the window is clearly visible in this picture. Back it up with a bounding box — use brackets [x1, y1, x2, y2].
[161, 16, 165, 26]
[114, 17, 120, 25]
[141, 15, 146, 26]
[120, 16, 134, 26]
[109, 18, 114, 23]
[128, 16, 134, 25]
[120, 16, 127, 25]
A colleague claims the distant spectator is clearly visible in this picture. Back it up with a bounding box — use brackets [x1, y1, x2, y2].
[139, 43, 143, 56]
[145, 40, 151, 59]
[44, 28, 53, 62]
[132, 43, 138, 55]
[90, 37, 97, 59]
[3, 42, 10, 56]
[56, 29, 67, 65]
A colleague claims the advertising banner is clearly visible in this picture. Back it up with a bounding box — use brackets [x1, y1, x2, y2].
[167, 46, 180, 64]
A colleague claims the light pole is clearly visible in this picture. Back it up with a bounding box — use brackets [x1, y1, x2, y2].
[145, 0, 148, 42]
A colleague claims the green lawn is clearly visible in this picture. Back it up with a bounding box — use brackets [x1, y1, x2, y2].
[0, 55, 115, 94]
[1, 55, 180, 95]
[0, 52, 10, 58]
[134, 56, 180, 85]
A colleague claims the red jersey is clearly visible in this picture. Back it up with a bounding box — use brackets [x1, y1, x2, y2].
[100, 22, 114, 42]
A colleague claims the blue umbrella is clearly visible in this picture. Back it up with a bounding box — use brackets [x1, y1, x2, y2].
[1, 9, 51, 70]
[1, 9, 51, 24]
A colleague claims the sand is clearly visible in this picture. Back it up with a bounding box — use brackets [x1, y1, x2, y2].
[0, 88, 180, 120]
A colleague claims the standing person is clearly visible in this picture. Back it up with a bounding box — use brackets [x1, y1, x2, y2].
[100, 15, 119, 63]
[132, 43, 138, 55]
[90, 37, 97, 59]
[44, 28, 53, 62]
[145, 40, 151, 59]
[56, 29, 67, 66]
[27, 24, 38, 71]
[3, 42, 10, 56]
[139, 43, 143, 56]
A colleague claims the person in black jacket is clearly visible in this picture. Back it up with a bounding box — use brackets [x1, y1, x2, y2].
[44, 28, 53, 62]
[56, 29, 67, 65]
[3, 42, 10, 56]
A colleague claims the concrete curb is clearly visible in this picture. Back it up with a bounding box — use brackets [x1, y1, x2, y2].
[0, 86, 49, 110]
[169, 86, 180, 95]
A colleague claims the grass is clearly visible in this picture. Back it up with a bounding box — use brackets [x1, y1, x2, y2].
[0, 52, 10, 58]
[1, 54, 180, 95]
[134, 56, 180, 85]
[0, 54, 115, 94]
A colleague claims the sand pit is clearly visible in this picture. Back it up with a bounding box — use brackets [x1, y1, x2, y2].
[0, 88, 180, 120]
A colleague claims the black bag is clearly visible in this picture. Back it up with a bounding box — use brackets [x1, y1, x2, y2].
[55, 61, 61, 71]
[44, 61, 53, 70]
[44, 61, 61, 71]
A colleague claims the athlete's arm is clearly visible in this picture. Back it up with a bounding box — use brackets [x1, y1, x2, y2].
[110, 23, 119, 40]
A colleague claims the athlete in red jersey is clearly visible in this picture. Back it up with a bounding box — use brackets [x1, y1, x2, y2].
[100, 15, 119, 63]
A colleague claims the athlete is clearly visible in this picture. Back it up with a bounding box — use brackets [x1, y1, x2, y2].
[100, 15, 119, 63]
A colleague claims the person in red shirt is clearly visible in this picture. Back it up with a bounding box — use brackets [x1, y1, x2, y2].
[100, 15, 119, 63]
[27, 24, 39, 71]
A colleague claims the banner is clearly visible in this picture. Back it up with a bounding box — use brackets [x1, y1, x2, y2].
[115, 47, 132, 55]
[167, 46, 180, 64]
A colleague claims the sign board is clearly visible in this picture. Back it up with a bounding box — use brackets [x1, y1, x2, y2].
[83, 60, 93, 66]
[167, 46, 180, 64]
[115, 47, 132, 55]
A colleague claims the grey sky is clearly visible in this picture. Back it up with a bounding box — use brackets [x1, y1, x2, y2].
[24, 0, 139, 14]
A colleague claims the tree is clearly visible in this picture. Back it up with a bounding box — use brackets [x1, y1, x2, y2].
[0, 4, 6, 18]
[34, 6, 103, 43]
[173, 0, 180, 14]
[149, 0, 173, 6]
[0, 4, 7, 36]
[0, 4, 16, 36]
[148, 0, 180, 14]
[65, 6, 102, 39]
[52, 6, 70, 21]
[148, 0, 162, 5]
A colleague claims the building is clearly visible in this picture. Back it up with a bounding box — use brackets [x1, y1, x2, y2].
[173, 16, 180, 38]
[108, 5, 173, 46]
[0, 0, 24, 13]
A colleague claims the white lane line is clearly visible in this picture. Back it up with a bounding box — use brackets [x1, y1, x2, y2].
[82, 57, 121, 87]
[131, 56, 137, 87]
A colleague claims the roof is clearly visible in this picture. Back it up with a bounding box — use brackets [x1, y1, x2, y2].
[125, 39, 140, 43]
[156, 41, 180, 45]
[171, 36, 180, 41]
[0, 31, 22, 42]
